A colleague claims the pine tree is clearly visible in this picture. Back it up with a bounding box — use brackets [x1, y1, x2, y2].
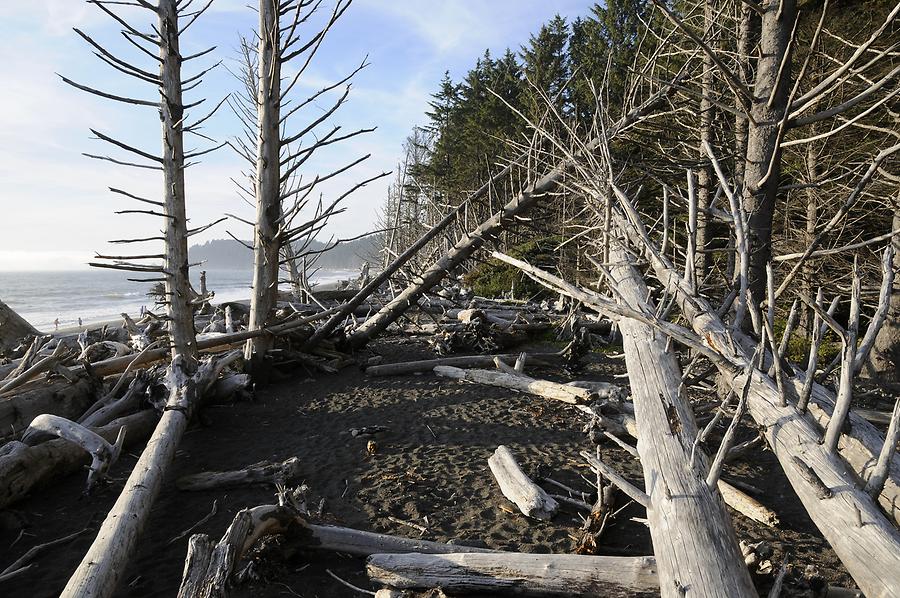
[520, 15, 570, 120]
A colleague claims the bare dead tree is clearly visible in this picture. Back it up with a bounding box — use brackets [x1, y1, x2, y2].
[228, 0, 385, 375]
[57, 2, 234, 596]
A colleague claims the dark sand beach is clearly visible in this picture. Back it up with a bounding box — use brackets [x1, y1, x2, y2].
[0, 336, 854, 597]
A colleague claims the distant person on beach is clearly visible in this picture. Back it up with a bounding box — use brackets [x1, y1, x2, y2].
[54, 318, 59, 331]
[78, 317, 83, 327]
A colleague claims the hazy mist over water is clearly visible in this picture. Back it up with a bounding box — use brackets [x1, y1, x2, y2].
[0, 268, 356, 331]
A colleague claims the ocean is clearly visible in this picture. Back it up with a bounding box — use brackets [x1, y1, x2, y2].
[0, 268, 358, 332]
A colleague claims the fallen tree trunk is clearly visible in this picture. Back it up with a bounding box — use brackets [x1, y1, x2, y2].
[60, 352, 241, 598]
[346, 85, 678, 349]
[366, 552, 659, 597]
[178, 503, 497, 595]
[799, 378, 900, 527]
[488, 445, 558, 520]
[607, 200, 900, 595]
[602, 244, 756, 597]
[0, 410, 157, 509]
[0, 376, 99, 440]
[433, 366, 603, 404]
[0, 299, 40, 355]
[365, 352, 564, 376]
[176, 457, 302, 491]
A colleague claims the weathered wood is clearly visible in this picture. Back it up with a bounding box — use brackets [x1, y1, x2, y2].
[0, 411, 156, 509]
[0, 299, 40, 355]
[244, 0, 283, 373]
[177, 510, 255, 598]
[502, 246, 759, 597]
[346, 85, 678, 348]
[366, 552, 659, 597]
[24, 414, 126, 491]
[176, 457, 301, 491]
[365, 353, 564, 377]
[718, 480, 779, 527]
[0, 343, 68, 396]
[433, 366, 595, 405]
[0, 376, 99, 440]
[614, 204, 900, 596]
[488, 446, 558, 520]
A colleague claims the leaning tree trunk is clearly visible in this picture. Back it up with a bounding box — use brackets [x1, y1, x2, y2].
[0, 299, 40, 355]
[602, 244, 756, 597]
[864, 201, 900, 381]
[613, 207, 900, 597]
[347, 86, 676, 348]
[61, 3, 200, 596]
[244, 0, 283, 374]
[742, 0, 796, 307]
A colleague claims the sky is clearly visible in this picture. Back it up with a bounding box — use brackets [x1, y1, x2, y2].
[0, 0, 593, 270]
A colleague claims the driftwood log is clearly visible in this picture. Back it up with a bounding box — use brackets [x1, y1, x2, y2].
[366, 552, 659, 597]
[365, 352, 564, 377]
[488, 446, 558, 520]
[0, 376, 99, 440]
[178, 503, 496, 596]
[0, 411, 157, 509]
[499, 248, 758, 597]
[608, 201, 900, 596]
[176, 457, 302, 491]
[60, 352, 242, 597]
[0, 299, 40, 355]
[433, 366, 600, 404]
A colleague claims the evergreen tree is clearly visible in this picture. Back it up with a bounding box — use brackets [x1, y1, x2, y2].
[520, 15, 570, 120]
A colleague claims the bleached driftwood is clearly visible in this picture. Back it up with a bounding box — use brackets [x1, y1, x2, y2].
[0, 343, 68, 396]
[434, 366, 597, 405]
[67, 307, 332, 379]
[24, 414, 126, 490]
[61, 351, 242, 598]
[366, 352, 563, 376]
[0, 376, 99, 440]
[366, 552, 659, 597]
[718, 480, 780, 527]
[0, 411, 157, 509]
[178, 502, 496, 596]
[487, 445, 558, 520]
[607, 197, 900, 596]
[500, 246, 759, 598]
[3, 335, 51, 381]
[176, 457, 302, 491]
[79, 371, 151, 428]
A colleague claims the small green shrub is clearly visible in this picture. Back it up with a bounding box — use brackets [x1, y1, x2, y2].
[464, 236, 565, 299]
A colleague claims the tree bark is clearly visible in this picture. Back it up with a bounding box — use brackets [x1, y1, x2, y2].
[245, 0, 283, 374]
[0, 300, 39, 355]
[606, 244, 756, 598]
[366, 552, 659, 597]
[742, 0, 796, 307]
[864, 202, 900, 381]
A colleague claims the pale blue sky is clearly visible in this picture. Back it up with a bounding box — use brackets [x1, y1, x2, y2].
[0, 1, 593, 270]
